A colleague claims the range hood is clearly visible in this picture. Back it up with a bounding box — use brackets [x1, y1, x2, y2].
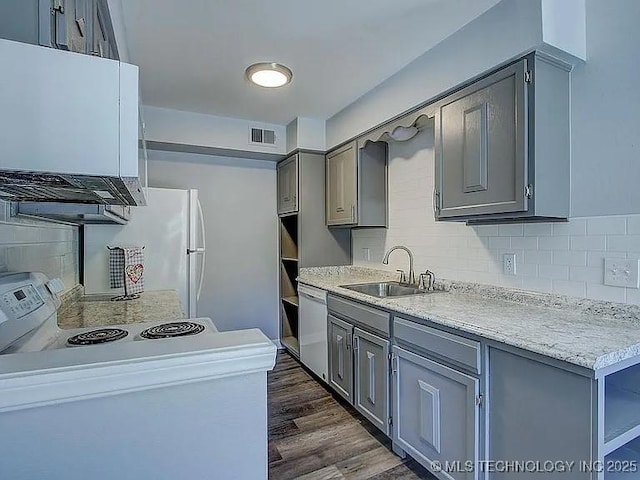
[17, 203, 131, 225]
[0, 39, 145, 206]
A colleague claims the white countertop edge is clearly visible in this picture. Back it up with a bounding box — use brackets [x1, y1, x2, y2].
[0, 342, 277, 413]
[298, 277, 638, 372]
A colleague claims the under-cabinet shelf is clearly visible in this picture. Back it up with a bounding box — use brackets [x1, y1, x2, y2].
[282, 296, 299, 307]
[604, 436, 640, 480]
[604, 384, 640, 454]
[281, 336, 300, 356]
[604, 363, 640, 455]
[280, 215, 298, 259]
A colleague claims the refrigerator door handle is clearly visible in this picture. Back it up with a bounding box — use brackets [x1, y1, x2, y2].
[196, 198, 206, 302]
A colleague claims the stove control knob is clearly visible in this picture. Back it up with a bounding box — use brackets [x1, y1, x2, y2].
[46, 278, 65, 296]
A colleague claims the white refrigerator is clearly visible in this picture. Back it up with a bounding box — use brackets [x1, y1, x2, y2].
[83, 187, 206, 317]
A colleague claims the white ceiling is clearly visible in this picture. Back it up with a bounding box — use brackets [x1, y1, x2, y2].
[121, 0, 501, 125]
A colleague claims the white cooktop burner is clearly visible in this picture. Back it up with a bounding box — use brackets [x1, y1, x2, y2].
[47, 318, 218, 351]
[67, 328, 129, 346]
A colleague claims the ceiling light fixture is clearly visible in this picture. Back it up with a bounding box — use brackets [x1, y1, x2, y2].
[245, 62, 293, 88]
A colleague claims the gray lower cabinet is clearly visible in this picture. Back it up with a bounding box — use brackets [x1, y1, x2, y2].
[328, 301, 391, 436]
[488, 348, 594, 480]
[393, 345, 480, 480]
[354, 327, 390, 435]
[434, 52, 570, 222]
[328, 314, 353, 402]
[326, 140, 387, 228]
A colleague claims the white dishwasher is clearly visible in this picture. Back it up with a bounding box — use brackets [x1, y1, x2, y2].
[298, 284, 328, 382]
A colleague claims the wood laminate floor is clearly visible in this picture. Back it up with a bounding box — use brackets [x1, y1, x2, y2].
[268, 352, 436, 480]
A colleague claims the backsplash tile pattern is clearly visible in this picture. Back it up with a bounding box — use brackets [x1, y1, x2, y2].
[0, 202, 79, 291]
[352, 130, 640, 305]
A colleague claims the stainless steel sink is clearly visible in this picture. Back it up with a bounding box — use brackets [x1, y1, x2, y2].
[341, 281, 427, 298]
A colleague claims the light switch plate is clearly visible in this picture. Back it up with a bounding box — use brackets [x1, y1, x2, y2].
[604, 258, 639, 288]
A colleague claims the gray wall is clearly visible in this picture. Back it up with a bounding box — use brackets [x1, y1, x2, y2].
[0, 202, 79, 291]
[327, 0, 640, 217]
[147, 151, 280, 340]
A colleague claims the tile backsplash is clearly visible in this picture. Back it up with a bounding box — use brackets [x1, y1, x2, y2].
[352, 129, 640, 305]
[0, 202, 79, 291]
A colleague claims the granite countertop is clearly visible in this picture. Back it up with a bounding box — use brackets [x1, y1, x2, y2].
[298, 266, 640, 372]
[57, 289, 186, 329]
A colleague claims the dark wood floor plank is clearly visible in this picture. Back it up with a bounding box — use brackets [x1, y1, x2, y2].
[335, 445, 405, 480]
[268, 352, 436, 479]
[296, 465, 345, 480]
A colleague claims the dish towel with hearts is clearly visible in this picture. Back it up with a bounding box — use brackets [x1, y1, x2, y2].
[109, 246, 145, 295]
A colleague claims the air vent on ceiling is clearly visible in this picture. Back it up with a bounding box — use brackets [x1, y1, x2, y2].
[249, 127, 277, 147]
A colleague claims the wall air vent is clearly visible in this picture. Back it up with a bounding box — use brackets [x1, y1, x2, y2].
[249, 127, 277, 147]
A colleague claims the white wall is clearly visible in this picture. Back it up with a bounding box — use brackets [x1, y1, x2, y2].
[0, 202, 79, 291]
[146, 151, 279, 339]
[569, 0, 640, 216]
[352, 128, 640, 305]
[143, 106, 287, 156]
[328, 0, 638, 218]
[286, 117, 326, 153]
[326, 0, 543, 147]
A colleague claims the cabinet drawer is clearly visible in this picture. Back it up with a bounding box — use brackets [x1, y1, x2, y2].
[328, 295, 390, 336]
[394, 317, 480, 374]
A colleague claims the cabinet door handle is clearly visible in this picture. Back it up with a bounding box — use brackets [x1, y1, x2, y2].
[367, 351, 376, 404]
[433, 190, 440, 217]
[351, 205, 355, 221]
[76, 17, 86, 37]
[336, 207, 345, 213]
[53, 0, 69, 49]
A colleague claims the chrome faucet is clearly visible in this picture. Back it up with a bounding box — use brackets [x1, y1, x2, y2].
[382, 246, 415, 285]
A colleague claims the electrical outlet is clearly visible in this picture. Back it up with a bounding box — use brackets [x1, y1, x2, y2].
[503, 253, 516, 275]
[604, 258, 639, 288]
[362, 248, 370, 261]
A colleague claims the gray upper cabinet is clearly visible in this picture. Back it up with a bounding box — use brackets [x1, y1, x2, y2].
[354, 327, 390, 435]
[0, 0, 53, 47]
[393, 345, 480, 480]
[91, 0, 114, 58]
[434, 53, 570, 222]
[277, 154, 298, 215]
[326, 140, 387, 228]
[0, 0, 118, 59]
[56, 0, 89, 53]
[326, 143, 357, 225]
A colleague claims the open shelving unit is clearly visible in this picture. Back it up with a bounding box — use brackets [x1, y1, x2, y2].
[603, 364, 640, 456]
[604, 436, 640, 479]
[276, 151, 352, 359]
[279, 214, 300, 356]
[602, 363, 640, 479]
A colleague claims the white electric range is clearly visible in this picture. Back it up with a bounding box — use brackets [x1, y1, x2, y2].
[0, 271, 277, 480]
[0, 272, 218, 355]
